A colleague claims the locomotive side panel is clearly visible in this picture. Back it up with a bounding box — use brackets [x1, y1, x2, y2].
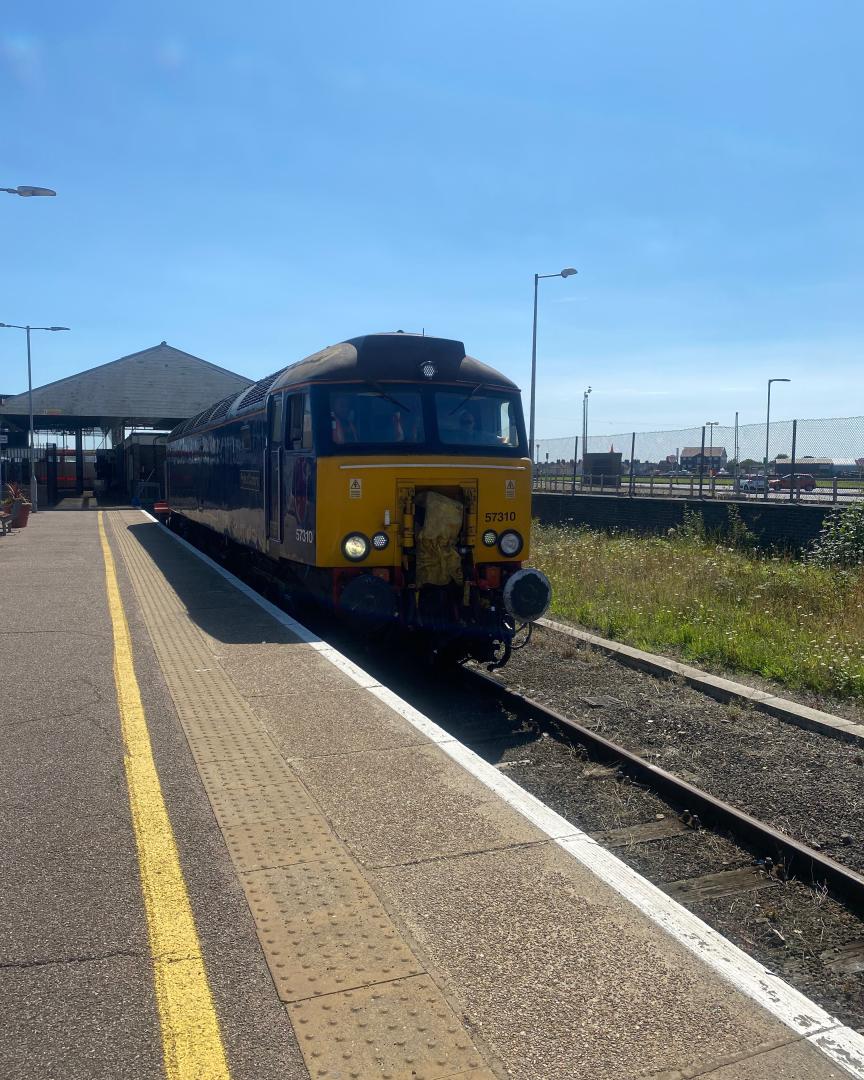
[167, 412, 268, 552]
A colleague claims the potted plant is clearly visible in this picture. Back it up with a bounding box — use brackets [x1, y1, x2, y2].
[2, 482, 31, 528]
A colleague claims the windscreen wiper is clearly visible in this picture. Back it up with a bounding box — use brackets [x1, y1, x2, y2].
[448, 384, 483, 415]
[364, 381, 413, 412]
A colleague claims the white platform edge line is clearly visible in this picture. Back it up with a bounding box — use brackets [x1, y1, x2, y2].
[136, 510, 864, 1078]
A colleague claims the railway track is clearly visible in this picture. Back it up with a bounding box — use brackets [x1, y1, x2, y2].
[461, 663, 864, 917]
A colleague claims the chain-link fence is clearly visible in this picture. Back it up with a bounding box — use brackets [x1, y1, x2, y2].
[533, 415, 864, 503]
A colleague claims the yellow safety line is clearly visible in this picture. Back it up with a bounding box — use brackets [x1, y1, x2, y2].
[97, 512, 231, 1080]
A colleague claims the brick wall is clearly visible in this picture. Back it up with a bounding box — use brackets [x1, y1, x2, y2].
[532, 493, 830, 553]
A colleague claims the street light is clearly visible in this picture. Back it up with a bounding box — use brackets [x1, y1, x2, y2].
[582, 387, 592, 458]
[764, 378, 790, 500]
[706, 420, 719, 475]
[2, 186, 56, 197]
[529, 266, 577, 460]
[0, 324, 70, 511]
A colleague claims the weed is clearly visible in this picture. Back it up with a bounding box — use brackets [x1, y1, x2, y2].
[531, 522, 864, 700]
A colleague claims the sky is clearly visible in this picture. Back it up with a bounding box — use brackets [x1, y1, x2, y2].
[2, 1, 862, 440]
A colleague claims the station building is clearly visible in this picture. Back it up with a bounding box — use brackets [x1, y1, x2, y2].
[0, 342, 250, 504]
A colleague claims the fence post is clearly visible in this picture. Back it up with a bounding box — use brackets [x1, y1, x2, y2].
[833, 476, 838, 503]
[572, 436, 578, 495]
[698, 426, 706, 498]
[789, 419, 797, 502]
[649, 475, 654, 496]
[668, 476, 672, 496]
[600, 474, 605, 493]
[629, 432, 636, 497]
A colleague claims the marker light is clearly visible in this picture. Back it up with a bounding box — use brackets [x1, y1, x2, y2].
[498, 530, 523, 557]
[372, 531, 389, 550]
[482, 530, 498, 547]
[421, 362, 437, 378]
[342, 533, 370, 561]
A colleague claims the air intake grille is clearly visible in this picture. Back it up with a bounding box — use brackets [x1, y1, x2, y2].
[206, 394, 236, 423]
[235, 369, 283, 413]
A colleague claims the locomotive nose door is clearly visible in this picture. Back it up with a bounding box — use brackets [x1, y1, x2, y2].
[267, 392, 284, 544]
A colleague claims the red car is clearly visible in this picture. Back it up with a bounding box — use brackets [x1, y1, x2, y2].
[769, 473, 816, 491]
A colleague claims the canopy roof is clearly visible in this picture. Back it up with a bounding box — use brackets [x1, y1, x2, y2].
[0, 342, 251, 431]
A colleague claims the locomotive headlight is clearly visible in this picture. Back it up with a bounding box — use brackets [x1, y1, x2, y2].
[342, 533, 370, 561]
[372, 531, 389, 550]
[498, 529, 523, 557]
[482, 529, 498, 547]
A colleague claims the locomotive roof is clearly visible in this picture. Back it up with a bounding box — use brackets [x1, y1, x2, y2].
[170, 333, 518, 438]
[270, 333, 518, 393]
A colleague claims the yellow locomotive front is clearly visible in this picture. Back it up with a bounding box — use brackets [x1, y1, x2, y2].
[298, 333, 552, 666]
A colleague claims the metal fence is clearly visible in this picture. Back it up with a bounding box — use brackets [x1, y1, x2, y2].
[533, 415, 864, 503]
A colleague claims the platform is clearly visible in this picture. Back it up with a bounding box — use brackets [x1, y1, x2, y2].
[1, 509, 862, 1079]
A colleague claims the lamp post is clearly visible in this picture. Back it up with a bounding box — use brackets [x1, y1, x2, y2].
[764, 378, 790, 500]
[1, 186, 56, 197]
[529, 267, 577, 461]
[0, 324, 70, 511]
[706, 421, 719, 478]
[582, 386, 592, 456]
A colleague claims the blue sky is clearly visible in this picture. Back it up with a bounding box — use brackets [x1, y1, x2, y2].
[2, 1, 861, 438]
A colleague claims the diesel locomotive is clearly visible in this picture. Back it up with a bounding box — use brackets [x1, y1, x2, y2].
[164, 332, 551, 666]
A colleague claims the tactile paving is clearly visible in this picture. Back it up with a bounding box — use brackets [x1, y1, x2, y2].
[221, 817, 347, 872]
[108, 512, 494, 1079]
[197, 753, 300, 792]
[182, 727, 280, 766]
[207, 781, 316, 828]
[242, 861, 425, 1000]
[288, 975, 487, 1080]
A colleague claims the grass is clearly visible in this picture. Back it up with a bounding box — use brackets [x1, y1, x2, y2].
[531, 522, 864, 701]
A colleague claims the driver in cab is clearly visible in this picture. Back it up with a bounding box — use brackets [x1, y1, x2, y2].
[331, 395, 358, 444]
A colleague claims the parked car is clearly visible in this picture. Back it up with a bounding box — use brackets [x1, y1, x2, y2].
[769, 473, 816, 491]
[739, 474, 768, 492]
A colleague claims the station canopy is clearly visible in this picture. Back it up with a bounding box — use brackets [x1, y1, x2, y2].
[0, 342, 252, 435]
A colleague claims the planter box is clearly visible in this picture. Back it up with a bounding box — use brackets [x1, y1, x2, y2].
[10, 501, 29, 528]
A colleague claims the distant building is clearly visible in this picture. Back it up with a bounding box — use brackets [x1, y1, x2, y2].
[775, 456, 863, 478]
[680, 446, 727, 470]
[583, 451, 622, 483]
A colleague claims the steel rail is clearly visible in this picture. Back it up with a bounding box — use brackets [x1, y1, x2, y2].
[462, 665, 864, 915]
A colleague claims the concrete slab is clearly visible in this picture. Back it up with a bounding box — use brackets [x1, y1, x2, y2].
[209, 640, 364, 696]
[649, 1037, 850, 1079]
[291, 742, 543, 867]
[245, 685, 430, 758]
[372, 843, 819, 1080]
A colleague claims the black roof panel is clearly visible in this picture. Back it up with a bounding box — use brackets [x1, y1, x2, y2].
[271, 333, 518, 392]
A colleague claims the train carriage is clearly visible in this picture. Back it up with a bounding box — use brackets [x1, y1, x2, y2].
[165, 332, 551, 666]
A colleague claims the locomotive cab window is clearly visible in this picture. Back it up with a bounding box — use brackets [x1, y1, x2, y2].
[288, 392, 313, 450]
[328, 387, 424, 446]
[435, 390, 523, 450]
[269, 393, 284, 442]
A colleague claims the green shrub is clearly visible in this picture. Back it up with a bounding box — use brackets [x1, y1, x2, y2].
[810, 503, 864, 569]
